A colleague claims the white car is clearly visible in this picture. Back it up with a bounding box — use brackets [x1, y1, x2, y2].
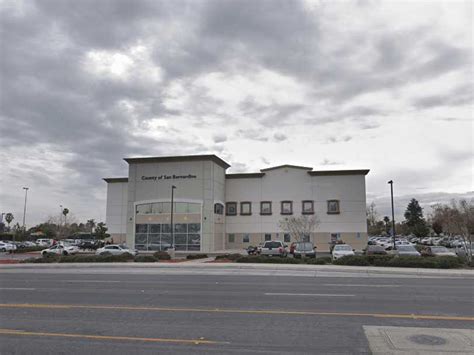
[42, 244, 79, 256]
[0, 242, 17, 252]
[332, 244, 355, 260]
[96, 245, 137, 256]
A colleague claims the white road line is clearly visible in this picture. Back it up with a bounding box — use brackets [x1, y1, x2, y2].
[264, 293, 355, 297]
[0, 288, 36, 291]
[323, 284, 399, 288]
[61, 280, 121, 283]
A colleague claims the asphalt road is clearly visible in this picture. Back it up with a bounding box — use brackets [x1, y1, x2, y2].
[0, 266, 473, 354]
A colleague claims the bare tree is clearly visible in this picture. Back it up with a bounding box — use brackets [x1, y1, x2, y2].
[279, 215, 319, 258]
[431, 199, 473, 262]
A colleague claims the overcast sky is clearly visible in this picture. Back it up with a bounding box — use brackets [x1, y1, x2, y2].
[0, 0, 472, 227]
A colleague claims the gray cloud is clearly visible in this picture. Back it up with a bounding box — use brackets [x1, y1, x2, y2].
[0, 0, 471, 226]
[273, 133, 287, 141]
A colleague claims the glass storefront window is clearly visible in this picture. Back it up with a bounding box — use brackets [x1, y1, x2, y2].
[152, 203, 164, 214]
[136, 224, 148, 233]
[187, 203, 201, 213]
[174, 224, 187, 233]
[188, 223, 200, 233]
[136, 204, 152, 214]
[175, 202, 188, 213]
[150, 224, 161, 233]
[162, 224, 172, 233]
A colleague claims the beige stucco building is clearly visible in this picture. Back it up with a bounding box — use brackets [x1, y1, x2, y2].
[104, 154, 369, 253]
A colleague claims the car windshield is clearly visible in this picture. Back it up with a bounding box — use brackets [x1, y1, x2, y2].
[296, 243, 313, 251]
[334, 245, 352, 251]
[397, 245, 417, 251]
[431, 247, 449, 252]
[264, 242, 281, 248]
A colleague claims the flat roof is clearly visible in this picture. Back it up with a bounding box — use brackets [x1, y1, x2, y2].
[103, 177, 128, 183]
[123, 154, 231, 169]
[308, 169, 370, 176]
[226, 173, 266, 179]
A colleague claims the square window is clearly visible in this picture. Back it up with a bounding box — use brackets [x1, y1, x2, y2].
[243, 234, 250, 243]
[214, 203, 224, 215]
[260, 201, 272, 215]
[174, 223, 187, 233]
[228, 234, 235, 243]
[264, 233, 272, 241]
[188, 223, 200, 233]
[284, 233, 291, 243]
[303, 234, 310, 242]
[240, 202, 252, 215]
[327, 200, 340, 214]
[302, 200, 314, 214]
[226, 202, 237, 216]
[281, 201, 293, 215]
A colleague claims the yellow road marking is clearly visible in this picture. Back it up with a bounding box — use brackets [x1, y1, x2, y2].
[0, 328, 224, 345]
[0, 303, 472, 322]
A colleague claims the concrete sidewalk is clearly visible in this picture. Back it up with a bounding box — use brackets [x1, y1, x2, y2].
[1, 261, 473, 277]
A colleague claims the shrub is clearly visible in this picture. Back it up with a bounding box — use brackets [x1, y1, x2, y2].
[333, 255, 371, 266]
[134, 255, 158, 262]
[186, 254, 208, 260]
[236, 256, 301, 264]
[215, 253, 242, 261]
[21, 256, 60, 263]
[153, 251, 171, 260]
[306, 257, 332, 265]
[58, 253, 134, 263]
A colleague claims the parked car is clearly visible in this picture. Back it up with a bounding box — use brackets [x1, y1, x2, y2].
[392, 245, 421, 257]
[42, 244, 79, 257]
[365, 245, 387, 255]
[96, 244, 137, 256]
[293, 242, 316, 258]
[259, 241, 287, 257]
[421, 246, 457, 257]
[36, 239, 53, 247]
[332, 244, 355, 260]
[0, 241, 17, 252]
[455, 242, 473, 258]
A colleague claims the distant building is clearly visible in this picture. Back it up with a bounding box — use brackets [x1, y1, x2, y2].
[104, 154, 369, 252]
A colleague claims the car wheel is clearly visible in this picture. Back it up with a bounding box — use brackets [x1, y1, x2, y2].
[63, 251, 68, 256]
[1, 248, 6, 252]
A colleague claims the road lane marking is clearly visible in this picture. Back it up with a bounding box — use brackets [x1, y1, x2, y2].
[0, 288, 36, 291]
[61, 280, 122, 283]
[323, 284, 399, 288]
[0, 328, 226, 345]
[265, 293, 355, 297]
[0, 303, 472, 322]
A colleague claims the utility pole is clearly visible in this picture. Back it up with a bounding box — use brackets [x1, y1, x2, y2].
[22, 187, 29, 240]
[388, 180, 396, 250]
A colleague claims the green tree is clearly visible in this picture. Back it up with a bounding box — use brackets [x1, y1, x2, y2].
[86, 219, 96, 235]
[383, 216, 391, 234]
[404, 199, 429, 238]
[5, 213, 14, 230]
[62, 208, 69, 225]
[94, 222, 109, 240]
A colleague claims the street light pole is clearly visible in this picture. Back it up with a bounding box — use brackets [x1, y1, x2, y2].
[388, 180, 396, 250]
[170, 185, 176, 249]
[22, 187, 29, 239]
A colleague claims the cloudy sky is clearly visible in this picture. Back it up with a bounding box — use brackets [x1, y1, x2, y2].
[0, 0, 472, 227]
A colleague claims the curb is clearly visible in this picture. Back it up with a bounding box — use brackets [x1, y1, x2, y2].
[1, 262, 473, 277]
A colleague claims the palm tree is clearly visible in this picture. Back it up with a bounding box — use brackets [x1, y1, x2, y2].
[5, 213, 14, 230]
[383, 216, 390, 234]
[62, 208, 69, 226]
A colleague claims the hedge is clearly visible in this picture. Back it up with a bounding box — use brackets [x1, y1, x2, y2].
[333, 255, 464, 269]
[153, 251, 171, 260]
[186, 254, 208, 260]
[13, 246, 44, 253]
[21, 253, 134, 263]
[236, 256, 302, 264]
[134, 255, 158, 262]
[215, 253, 242, 261]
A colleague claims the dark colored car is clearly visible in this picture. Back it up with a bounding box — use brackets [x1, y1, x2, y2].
[293, 242, 316, 258]
[365, 245, 387, 255]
